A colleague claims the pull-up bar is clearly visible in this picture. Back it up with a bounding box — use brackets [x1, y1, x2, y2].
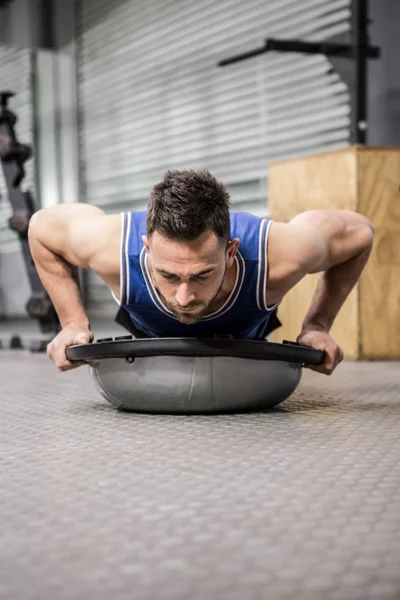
[218, 37, 380, 67]
[217, 0, 381, 144]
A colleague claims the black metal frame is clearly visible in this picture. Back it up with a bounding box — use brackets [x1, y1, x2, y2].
[218, 0, 380, 144]
[351, 0, 371, 143]
[0, 91, 60, 351]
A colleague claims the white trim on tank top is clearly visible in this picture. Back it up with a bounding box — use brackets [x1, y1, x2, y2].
[110, 212, 126, 306]
[256, 218, 278, 312]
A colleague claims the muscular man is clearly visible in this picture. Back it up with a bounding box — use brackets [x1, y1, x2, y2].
[28, 169, 374, 375]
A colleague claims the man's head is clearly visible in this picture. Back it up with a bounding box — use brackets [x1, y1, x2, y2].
[143, 169, 239, 324]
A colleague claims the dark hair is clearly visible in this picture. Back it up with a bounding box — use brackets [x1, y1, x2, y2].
[147, 169, 230, 243]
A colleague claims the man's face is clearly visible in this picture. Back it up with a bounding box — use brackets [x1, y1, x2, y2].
[143, 230, 239, 324]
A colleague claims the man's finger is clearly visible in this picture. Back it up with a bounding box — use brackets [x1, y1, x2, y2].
[304, 363, 332, 375]
[57, 360, 87, 372]
[304, 346, 336, 374]
[305, 350, 342, 375]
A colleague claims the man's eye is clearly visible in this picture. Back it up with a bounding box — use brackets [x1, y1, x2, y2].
[161, 274, 209, 282]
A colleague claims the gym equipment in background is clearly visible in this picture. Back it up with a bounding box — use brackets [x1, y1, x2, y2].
[66, 336, 325, 414]
[0, 91, 60, 351]
[218, 0, 381, 145]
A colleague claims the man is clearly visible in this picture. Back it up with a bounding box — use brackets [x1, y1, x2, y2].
[28, 169, 374, 376]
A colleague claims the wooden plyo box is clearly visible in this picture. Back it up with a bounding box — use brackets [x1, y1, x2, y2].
[268, 145, 400, 360]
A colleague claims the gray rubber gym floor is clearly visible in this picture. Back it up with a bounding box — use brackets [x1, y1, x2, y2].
[1, 329, 400, 600]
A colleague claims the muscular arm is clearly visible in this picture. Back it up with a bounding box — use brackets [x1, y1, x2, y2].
[28, 203, 114, 328]
[29, 203, 109, 265]
[268, 209, 374, 333]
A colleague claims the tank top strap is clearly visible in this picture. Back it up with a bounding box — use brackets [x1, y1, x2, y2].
[119, 211, 147, 305]
[256, 217, 273, 311]
[229, 211, 273, 311]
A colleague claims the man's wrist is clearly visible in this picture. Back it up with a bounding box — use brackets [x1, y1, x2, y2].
[62, 319, 91, 331]
[300, 320, 330, 335]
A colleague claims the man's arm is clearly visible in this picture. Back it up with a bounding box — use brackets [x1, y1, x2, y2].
[28, 203, 108, 329]
[28, 203, 122, 371]
[286, 209, 374, 334]
[267, 209, 374, 374]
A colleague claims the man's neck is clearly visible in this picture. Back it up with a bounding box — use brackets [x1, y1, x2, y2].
[205, 259, 237, 314]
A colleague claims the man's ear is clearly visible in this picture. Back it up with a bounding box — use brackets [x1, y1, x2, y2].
[226, 238, 240, 267]
[142, 235, 150, 253]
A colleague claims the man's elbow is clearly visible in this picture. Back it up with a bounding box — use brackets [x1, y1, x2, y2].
[360, 215, 374, 243]
[28, 208, 45, 229]
[356, 220, 374, 258]
[359, 214, 374, 237]
[342, 211, 374, 253]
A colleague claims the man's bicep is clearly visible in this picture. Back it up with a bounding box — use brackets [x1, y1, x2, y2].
[29, 204, 107, 268]
[67, 216, 109, 267]
[266, 223, 327, 296]
[267, 210, 374, 292]
[288, 210, 374, 273]
[289, 228, 330, 275]
[268, 221, 329, 279]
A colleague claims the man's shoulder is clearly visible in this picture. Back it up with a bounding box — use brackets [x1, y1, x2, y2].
[123, 210, 148, 237]
[230, 210, 265, 222]
[230, 210, 267, 235]
[126, 210, 147, 222]
[264, 220, 321, 298]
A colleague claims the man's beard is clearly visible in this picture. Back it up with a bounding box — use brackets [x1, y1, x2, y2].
[156, 267, 227, 325]
[166, 302, 208, 325]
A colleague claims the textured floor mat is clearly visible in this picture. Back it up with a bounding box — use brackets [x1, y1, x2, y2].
[1, 350, 399, 600]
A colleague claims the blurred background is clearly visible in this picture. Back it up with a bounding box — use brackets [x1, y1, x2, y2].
[0, 0, 398, 325]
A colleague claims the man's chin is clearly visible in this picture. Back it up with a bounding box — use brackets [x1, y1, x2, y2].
[177, 315, 200, 325]
[171, 307, 206, 325]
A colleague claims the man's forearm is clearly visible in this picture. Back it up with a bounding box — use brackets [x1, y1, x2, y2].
[301, 243, 373, 334]
[29, 231, 90, 329]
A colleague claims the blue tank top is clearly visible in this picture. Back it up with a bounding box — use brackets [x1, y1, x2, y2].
[113, 210, 278, 339]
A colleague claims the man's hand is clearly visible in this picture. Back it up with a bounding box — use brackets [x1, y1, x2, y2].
[47, 325, 94, 371]
[297, 330, 343, 375]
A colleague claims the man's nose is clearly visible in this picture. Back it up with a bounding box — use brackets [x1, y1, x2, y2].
[176, 283, 196, 307]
